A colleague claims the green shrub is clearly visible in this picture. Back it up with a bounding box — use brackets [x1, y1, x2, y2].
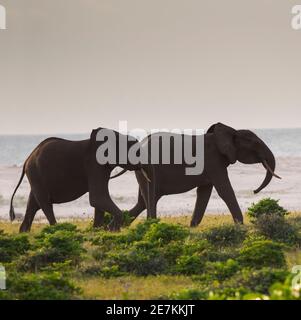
[20, 228, 84, 271]
[37, 223, 79, 237]
[100, 265, 125, 278]
[2, 272, 81, 300]
[163, 239, 210, 265]
[175, 254, 205, 275]
[247, 198, 288, 220]
[238, 268, 288, 294]
[162, 241, 185, 264]
[126, 219, 160, 242]
[202, 224, 247, 247]
[81, 264, 125, 278]
[91, 232, 131, 248]
[93, 219, 187, 246]
[268, 279, 301, 300]
[238, 240, 286, 269]
[0, 233, 31, 263]
[144, 222, 190, 245]
[254, 215, 300, 245]
[102, 239, 167, 276]
[204, 259, 240, 281]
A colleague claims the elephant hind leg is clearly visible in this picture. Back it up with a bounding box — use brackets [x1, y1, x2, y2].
[26, 169, 57, 226]
[128, 189, 146, 220]
[19, 191, 40, 233]
[31, 187, 56, 226]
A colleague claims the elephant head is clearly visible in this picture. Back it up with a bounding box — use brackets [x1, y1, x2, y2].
[90, 128, 152, 182]
[207, 123, 281, 194]
[90, 127, 141, 171]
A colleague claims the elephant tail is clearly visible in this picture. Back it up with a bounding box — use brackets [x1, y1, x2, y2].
[9, 164, 26, 222]
[110, 169, 128, 179]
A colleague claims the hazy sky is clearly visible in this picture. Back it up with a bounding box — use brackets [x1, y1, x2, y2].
[0, 0, 300, 134]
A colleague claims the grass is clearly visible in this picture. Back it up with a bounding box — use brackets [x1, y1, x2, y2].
[78, 275, 196, 300]
[0, 211, 301, 300]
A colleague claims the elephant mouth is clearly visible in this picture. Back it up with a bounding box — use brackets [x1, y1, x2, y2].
[263, 160, 282, 180]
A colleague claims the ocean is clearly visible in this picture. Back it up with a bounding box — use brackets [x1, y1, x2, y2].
[0, 128, 300, 166]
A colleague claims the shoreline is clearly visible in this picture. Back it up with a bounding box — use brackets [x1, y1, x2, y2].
[0, 156, 300, 221]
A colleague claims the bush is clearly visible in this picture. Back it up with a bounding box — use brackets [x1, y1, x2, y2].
[0, 233, 31, 263]
[204, 259, 240, 281]
[1, 272, 81, 300]
[127, 219, 160, 242]
[92, 219, 188, 246]
[104, 244, 167, 276]
[268, 279, 301, 300]
[238, 239, 286, 269]
[20, 226, 84, 271]
[254, 214, 300, 245]
[247, 198, 288, 220]
[163, 239, 210, 265]
[175, 254, 205, 275]
[238, 268, 288, 294]
[37, 223, 78, 237]
[144, 222, 190, 245]
[202, 224, 247, 247]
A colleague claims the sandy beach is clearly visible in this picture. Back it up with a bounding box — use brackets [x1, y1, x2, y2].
[0, 157, 300, 222]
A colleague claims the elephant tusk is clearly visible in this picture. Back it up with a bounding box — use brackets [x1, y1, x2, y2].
[263, 160, 282, 180]
[110, 169, 127, 179]
[141, 168, 151, 183]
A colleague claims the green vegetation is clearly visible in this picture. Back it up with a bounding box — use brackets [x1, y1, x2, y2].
[247, 198, 288, 220]
[0, 199, 300, 300]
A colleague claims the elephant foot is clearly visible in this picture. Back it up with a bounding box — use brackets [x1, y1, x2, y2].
[19, 223, 30, 233]
[93, 221, 104, 229]
[234, 220, 244, 225]
[108, 218, 122, 232]
[190, 221, 199, 228]
[108, 223, 120, 232]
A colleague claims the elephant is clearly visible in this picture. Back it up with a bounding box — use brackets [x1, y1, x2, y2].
[9, 128, 148, 232]
[128, 123, 281, 226]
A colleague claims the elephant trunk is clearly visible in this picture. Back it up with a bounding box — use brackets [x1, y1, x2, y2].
[253, 147, 281, 194]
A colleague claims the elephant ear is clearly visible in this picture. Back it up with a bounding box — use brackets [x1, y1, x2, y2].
[89, 127, 105, 151]
[207, 123, 237, 164]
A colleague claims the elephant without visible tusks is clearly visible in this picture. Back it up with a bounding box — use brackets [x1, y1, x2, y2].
[9, 128, 148, 233]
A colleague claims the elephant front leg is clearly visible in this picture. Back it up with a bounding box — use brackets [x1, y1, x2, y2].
[93, 209, 105, 228]
[190, 184, 213, 227]
[212, 172, 244, 224]
[90, 195, 123, 232]
[88, 169, 123, 231]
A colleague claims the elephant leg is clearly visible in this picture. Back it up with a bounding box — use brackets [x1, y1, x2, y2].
[27, 170, 57, 226]
[128, 189, 146, 220]
[145, 166, 159, 220]
[146, 192, 158, 220]
[190, 184, 213, 227]
[93, 209, 105, 228]
[89, 188, 123, 232]
[32, 188, 56, 225]
[146, 184, 160, 219]
[19, 191, 40, 233]
[212, 172, 244, 224]
[93, 196, 123, 231]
